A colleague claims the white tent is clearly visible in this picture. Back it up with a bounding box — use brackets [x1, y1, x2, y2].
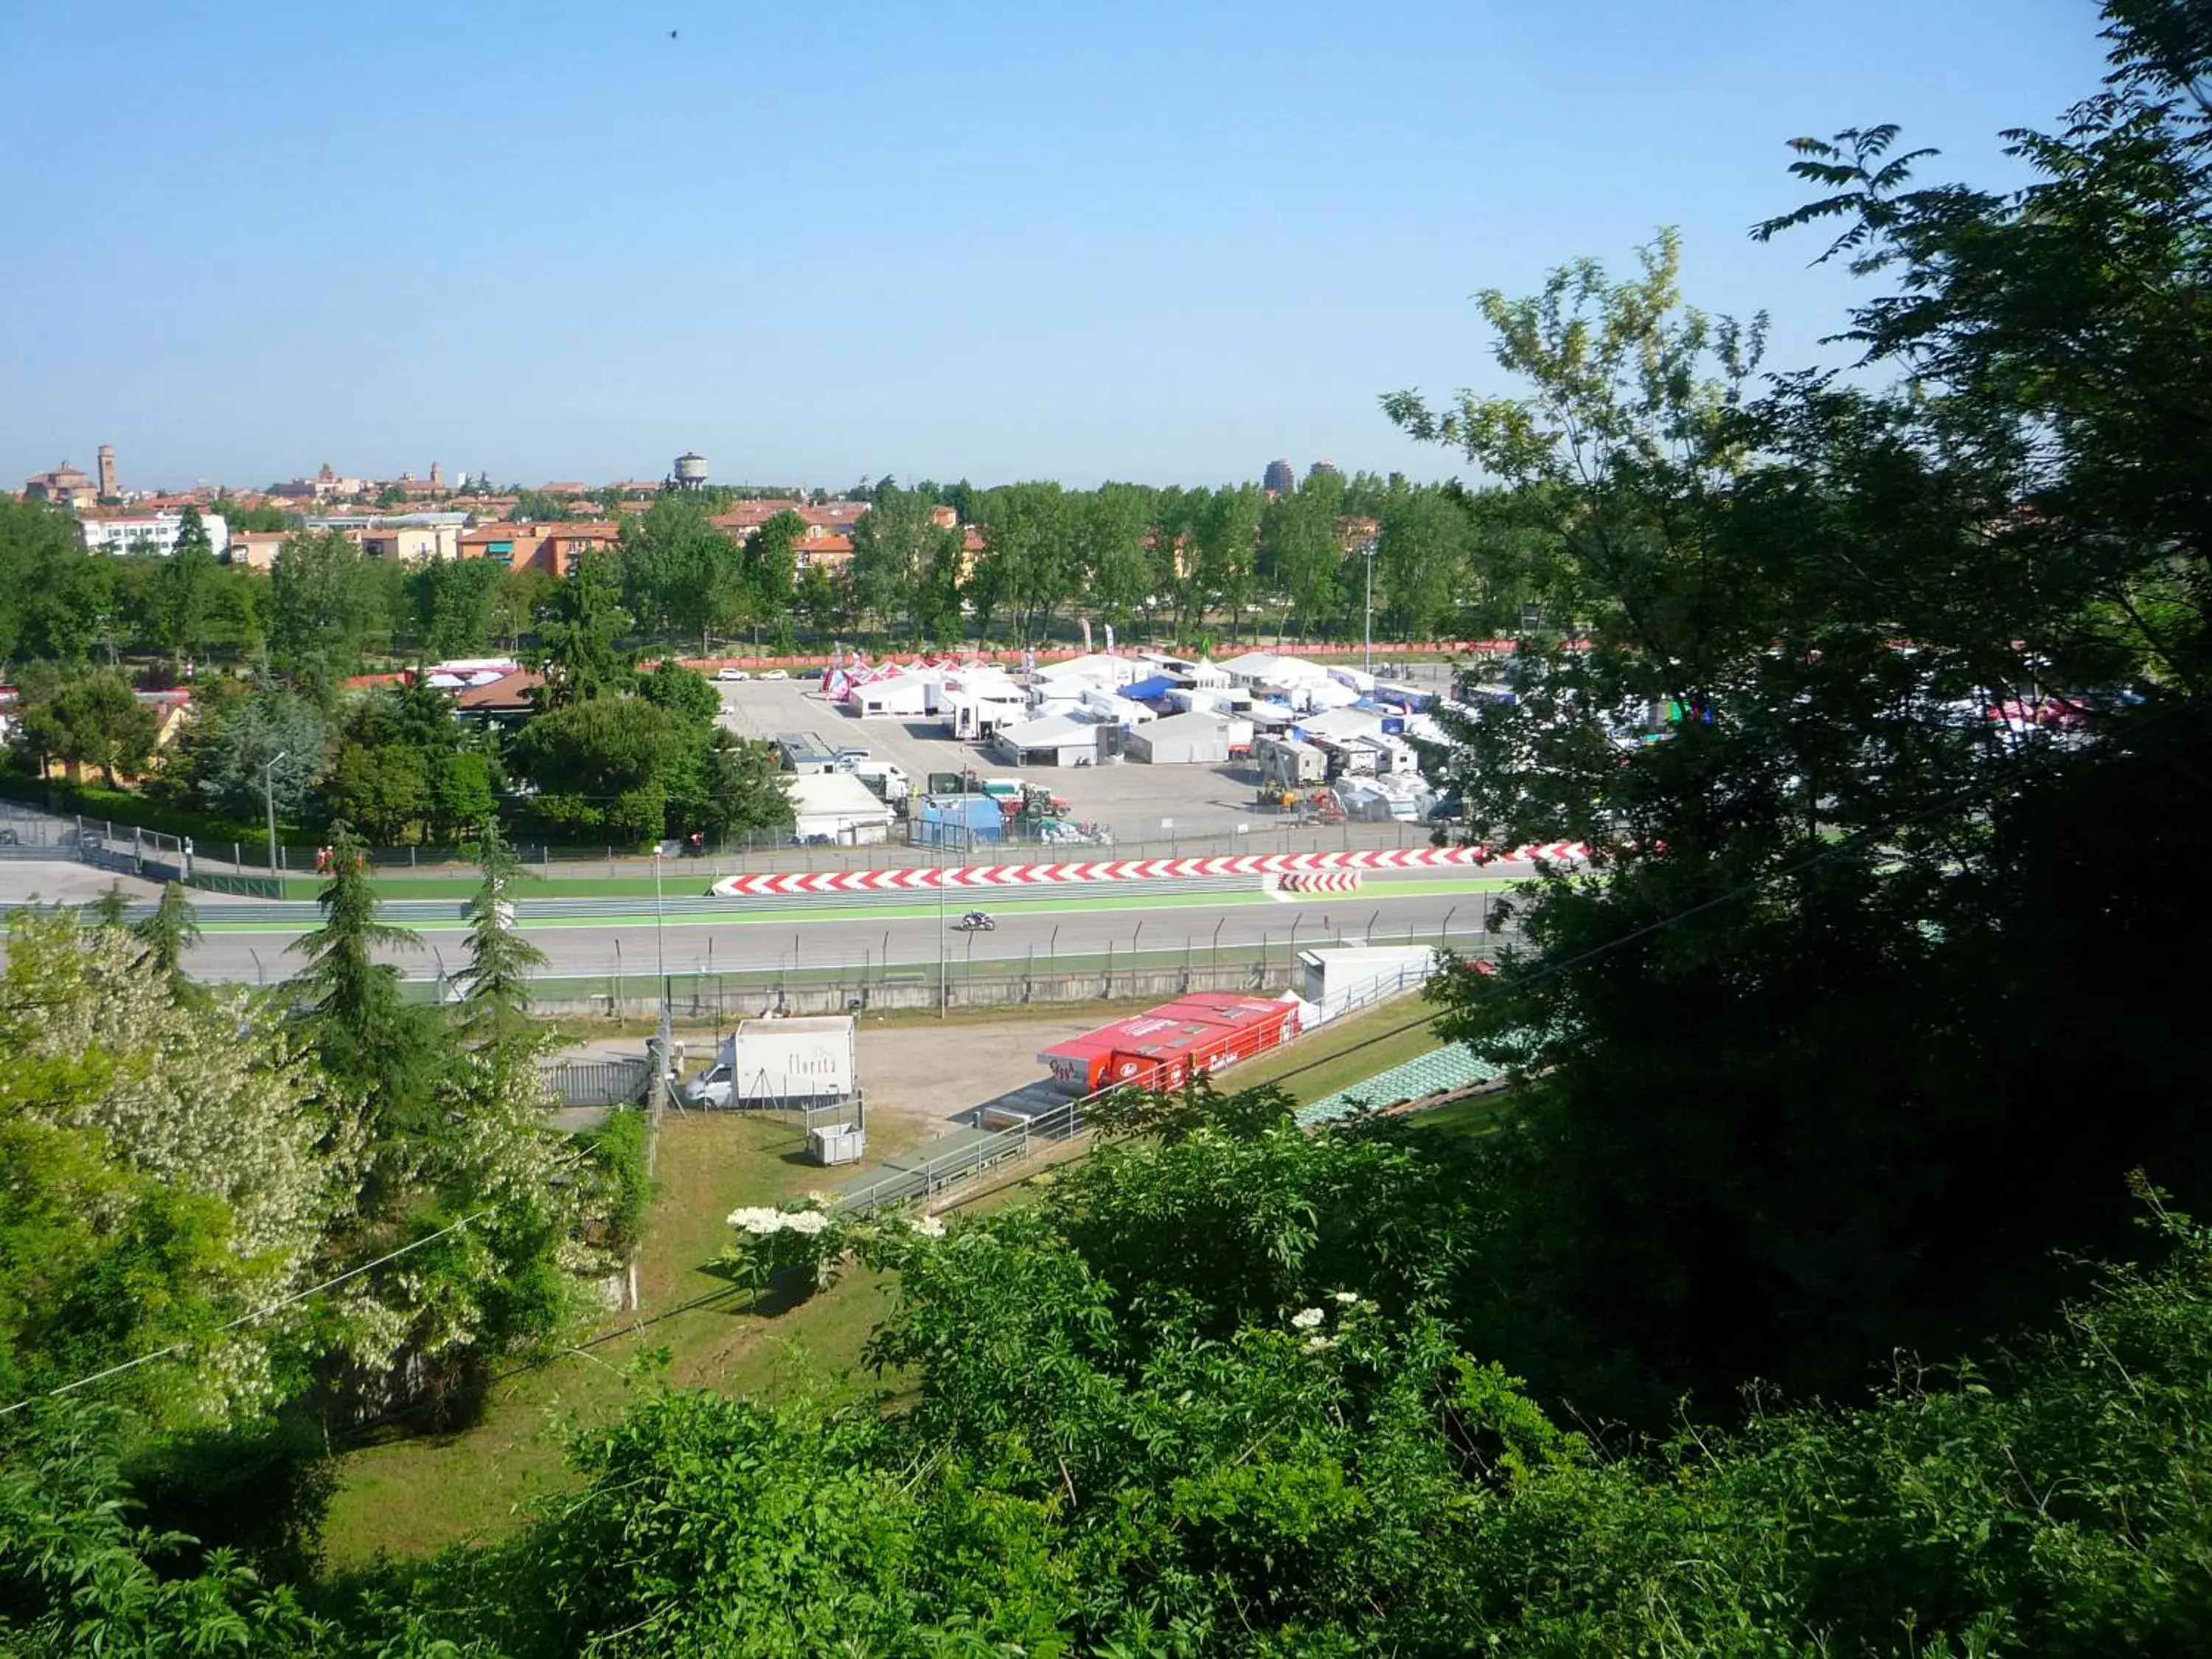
[1252, 653, 1335, 687]
[853, 671, 939, 719]
[1214, 650, 1285, 685]
[1037, 653, 1145, 689]
[1126, 712, 1251, 764]
[787, 771, 897, 844]
[992, 712, 1103, 767]
[1294, 706, 1387, 742]
[1078, 687, 1158, 726]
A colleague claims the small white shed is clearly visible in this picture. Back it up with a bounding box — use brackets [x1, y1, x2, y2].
[992, 712, 1103, 767]
[788, 771, 897, 844]
[1125, 712, 1252, 765]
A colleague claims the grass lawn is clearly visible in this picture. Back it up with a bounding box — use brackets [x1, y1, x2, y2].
[1405, 1087, 1516, 1138]
[1227, 992, 1445, 1105]
[320, 1110, 926, 1571]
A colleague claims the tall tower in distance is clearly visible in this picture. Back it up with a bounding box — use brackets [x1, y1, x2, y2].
[670, 451, 709, 491]
[430, 460, 445, 491]
[1262, 458, 1295, 498]
[97, 445, 117, 498]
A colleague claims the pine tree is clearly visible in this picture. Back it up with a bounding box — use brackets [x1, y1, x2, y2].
[455, 817, 547, 1066]
[88, 882, 130, 930]
[131, 880, 201, 984]
[288, 825, 441, 1142]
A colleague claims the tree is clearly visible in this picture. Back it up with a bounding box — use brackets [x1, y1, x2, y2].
[453, 818, 546, 1064]
[1078, 483, 1155, 628]
[973, 483, 1074, 644]
[532, 549, 632, 709]
[408, 556, 507, 658]
[1, 912, 352, 1425]
[288, 827, 435, 1131]
[618, 495, 739, 649]
[1195, 483, 1263, 643]
[131, 881, 202, 983]
[686, 730, 795, 841]
[744, 509, 804, 632]
[509, 695, 681, 844]
[1374, 484, 1472, 640]
[850, 485, 959, 641]
[265, 531, 383, 684]
[1378, 4, 2212, 1422]
[151, 507, 220, 663]
[165, 689, 327, 827]
[10, 668, 159, 784]
[1259, 473, 1346, 640]
[322, 740, 431, 843]
[89, 881, 131, 929]
[636, 657, 721, 731]
[0, 504, 116, 664]
[428, 750, 498, 842]
[794, 563, 846, 639]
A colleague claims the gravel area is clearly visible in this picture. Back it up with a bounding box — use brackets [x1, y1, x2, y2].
[552, 1012, 1102, 1138]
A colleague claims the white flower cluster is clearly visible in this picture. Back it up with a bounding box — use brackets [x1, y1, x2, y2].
[727, 1204, 835, 1237]
[1290, 1293, 1369, 1353]
[907, 1212, 947, 1239]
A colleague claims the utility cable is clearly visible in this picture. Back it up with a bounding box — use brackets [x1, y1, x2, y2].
[0, 1207, 494, 1419]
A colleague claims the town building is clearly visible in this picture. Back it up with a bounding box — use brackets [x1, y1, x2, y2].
[358, 518, 465, 561]
[271, 462, 369, 501]
[22, 461, 100, 509]
[79, 512, 230, 559]
[227, 530, 287, 570]
[456, 520, 620, 575]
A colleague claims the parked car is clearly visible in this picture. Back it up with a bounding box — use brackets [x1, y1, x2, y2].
[835, 745, 871, 763]
[798, 667, 827, 681]
[716, 667, 751, 682]
[760, 669, 790, 681]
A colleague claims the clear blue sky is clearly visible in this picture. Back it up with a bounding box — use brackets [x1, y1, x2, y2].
[1, 0, 2110, 494]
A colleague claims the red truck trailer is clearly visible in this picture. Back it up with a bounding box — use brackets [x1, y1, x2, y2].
[1039, 994, 1299, 1094]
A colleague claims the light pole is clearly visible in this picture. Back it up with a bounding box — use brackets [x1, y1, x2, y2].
[1362, 538, 1379, 678]
[262, 750, 287, 874]
[653, 846, 667, 991]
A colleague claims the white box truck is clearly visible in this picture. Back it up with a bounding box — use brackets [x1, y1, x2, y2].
[684, 1016, 859, 1112]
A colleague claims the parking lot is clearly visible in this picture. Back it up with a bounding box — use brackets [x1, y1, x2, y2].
[714, 677, 1408, 846]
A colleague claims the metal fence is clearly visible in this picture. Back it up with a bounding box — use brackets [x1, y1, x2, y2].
[386, 908, 1514, 1017]
[540, 1057, 653, 1109]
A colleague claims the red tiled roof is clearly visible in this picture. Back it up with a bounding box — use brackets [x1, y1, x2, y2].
[454, 669, 544, 712]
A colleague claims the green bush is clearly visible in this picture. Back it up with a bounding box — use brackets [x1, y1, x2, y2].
[582, 1107, 653, 1259]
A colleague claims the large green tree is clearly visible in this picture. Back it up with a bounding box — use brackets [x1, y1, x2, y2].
[265, 530, 384, 684]
[509, 695, 681, 844]
[1382, 2, 2212, 1421]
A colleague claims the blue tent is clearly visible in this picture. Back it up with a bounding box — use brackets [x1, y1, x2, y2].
[1122, 674, 1180, 701]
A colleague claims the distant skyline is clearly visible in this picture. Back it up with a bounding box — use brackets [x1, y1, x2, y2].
[1, 1, 2110, 493]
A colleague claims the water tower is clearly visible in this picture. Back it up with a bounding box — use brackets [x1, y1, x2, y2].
[671, 451, 709, 490]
